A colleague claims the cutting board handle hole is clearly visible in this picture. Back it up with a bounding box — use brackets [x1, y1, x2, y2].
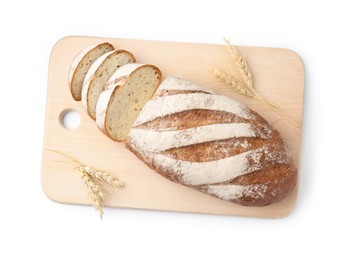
[59, 109, 80, 129]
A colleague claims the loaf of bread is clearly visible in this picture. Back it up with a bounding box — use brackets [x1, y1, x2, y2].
[126, 77, 297, 206]
[96, 63, 162, 141]
[81, 50, 136, 119]
[68, 42, 114, 101]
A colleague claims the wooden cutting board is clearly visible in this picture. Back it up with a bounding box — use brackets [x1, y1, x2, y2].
[41, 36, 304, 218]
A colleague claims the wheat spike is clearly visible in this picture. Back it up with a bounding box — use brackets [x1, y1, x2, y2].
[84, 166, 124, 188]
[47, 149, 124, 219]
[210, 38, 300, 127]
[224, 37, 253, 88]
[210, 68, 254, 97]
[77, 167, 105, 219]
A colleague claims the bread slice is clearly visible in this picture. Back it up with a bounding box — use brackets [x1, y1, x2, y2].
[81, 50, 136, 119]
[68, 42, 114, 101]
[96, 63, 162, 141]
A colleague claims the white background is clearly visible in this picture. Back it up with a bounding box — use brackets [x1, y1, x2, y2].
[0, 0, 341, 259]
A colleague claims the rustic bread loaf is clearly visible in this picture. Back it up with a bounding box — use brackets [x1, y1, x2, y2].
[81, 50, 136, 119]
[68, 42, 114, 101]
[96, 63, 162, 141]
[126, 76, 297, 207]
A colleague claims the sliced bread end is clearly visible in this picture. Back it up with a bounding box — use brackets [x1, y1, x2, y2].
[69, 42, 114, 101]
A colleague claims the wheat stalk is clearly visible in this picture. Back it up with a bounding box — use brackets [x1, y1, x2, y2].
[210, 38, 300, 128]
[222, 38, 279, 108]
[248, 87, 300, 127]
[210, 67, 279, 108]
[47, 149, 124, 219]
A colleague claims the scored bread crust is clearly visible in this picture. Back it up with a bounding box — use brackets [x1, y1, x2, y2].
[81, 50, 136, 119]
[126, 76, 297, 207]
[96, 63, 162, 141]
[68, 42, 114, 101]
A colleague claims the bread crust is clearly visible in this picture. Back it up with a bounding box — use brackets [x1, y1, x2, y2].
[126, 77, 297, 207]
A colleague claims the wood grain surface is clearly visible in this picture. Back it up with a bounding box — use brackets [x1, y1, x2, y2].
[41, 36, 304, 218]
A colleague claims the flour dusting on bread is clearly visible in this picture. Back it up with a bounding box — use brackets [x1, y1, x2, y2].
[126, 76, 297, 206]
[133, 92, 254, 127]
